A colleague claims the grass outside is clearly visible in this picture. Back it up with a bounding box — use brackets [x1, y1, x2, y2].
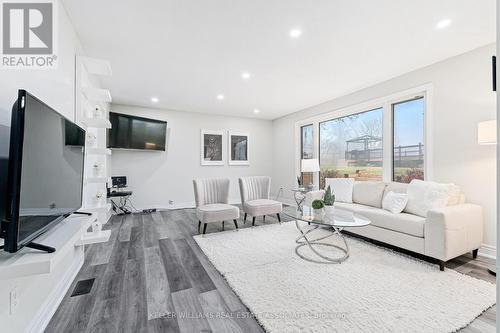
[319, 165, 424, 188]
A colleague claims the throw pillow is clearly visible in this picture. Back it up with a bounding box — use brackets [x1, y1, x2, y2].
[382, 191, 408, 214]
[404, 179, 450, 217]
[324, 178, 354, 203]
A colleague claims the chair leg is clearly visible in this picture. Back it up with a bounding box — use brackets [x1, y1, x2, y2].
[276, 213, 281, 223]
[439, 260, 445, 271]
[244, 213, 247, 223]
[472, 249, 479, 259]
[252, 217, 256, 226]
[263, 215, 266, 222]
[233, 219, 238, 229]
[203, 223, 208, 235]
[198, 221, 201, 233]
[222, 221, 225, 231]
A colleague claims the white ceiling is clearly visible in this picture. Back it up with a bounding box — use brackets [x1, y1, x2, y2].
[62, 0, 495, 120]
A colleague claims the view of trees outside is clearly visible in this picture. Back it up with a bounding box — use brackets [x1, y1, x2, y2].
[393, 98, 425, 183]
[301, 124, 314, 186]
[319, 108, 383, 188]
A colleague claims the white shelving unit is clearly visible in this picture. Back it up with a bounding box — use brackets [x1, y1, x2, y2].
[0, 214, 95, 280]
[86, 148, 112, 155]
[75, 230, 112, 246]
[82, 117, 112, 129]
[82, 87, 112, 103]
[84, 177, 110, 184]
[76, 55, 113, 246]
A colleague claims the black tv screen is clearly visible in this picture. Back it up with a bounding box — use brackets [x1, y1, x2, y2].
[1, 90, 85, 253]
[0, 124, 9, 224]
[107, 112, 167, 151]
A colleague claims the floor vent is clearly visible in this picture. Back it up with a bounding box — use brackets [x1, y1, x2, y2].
[70, 278, 95, 297]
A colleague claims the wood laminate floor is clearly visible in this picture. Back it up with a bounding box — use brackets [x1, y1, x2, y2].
[46, 209, 496, 333]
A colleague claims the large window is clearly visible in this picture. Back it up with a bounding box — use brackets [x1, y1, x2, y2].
[301, 124, 314, 185]
[301, 124, 314, 159]
[392, 97, 425, 183]
[319, 108, 383, 188]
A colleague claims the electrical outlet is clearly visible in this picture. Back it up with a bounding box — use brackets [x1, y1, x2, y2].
[10, 286, 19, 315]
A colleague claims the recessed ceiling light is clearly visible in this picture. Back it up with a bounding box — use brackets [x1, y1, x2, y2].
[241, 72, 251, 80]
[217, 94, 225, 100]
[436, 19, 452, 29]
[253, 109, 260, 114]
[289, 28, 302, 38]
[151, 97, 159, 103]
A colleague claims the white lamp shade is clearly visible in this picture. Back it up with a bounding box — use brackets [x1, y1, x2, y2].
[478, 120, 496, 145]
[301, 158, 320, 172]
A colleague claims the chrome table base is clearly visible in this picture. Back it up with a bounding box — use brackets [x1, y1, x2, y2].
[294, 220, 349, 264]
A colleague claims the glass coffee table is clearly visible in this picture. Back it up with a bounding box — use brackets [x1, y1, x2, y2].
[283, 205, 371, 264]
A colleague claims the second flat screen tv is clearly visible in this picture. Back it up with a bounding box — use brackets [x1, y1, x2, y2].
[107, 112, 167, 151]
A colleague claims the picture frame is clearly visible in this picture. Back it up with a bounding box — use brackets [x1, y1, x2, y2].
[228, 131, 250, 165]
[201, 129, 225, 166]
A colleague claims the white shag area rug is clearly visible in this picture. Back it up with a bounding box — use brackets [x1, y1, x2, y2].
[194, 221, 496, 333]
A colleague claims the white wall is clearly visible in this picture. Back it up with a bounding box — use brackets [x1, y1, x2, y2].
[272, 44, 497, 253]
[0, 2, 89, 332]
[110, 104, 274, 209]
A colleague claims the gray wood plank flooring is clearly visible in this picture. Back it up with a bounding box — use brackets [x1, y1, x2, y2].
[45, 209, 496, 333]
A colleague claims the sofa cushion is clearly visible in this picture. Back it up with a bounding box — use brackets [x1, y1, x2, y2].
[325, 178, 354, 203]
[404, 180, 450, 217]
[352, 181, 386, 208]
[335, 202, 425, 237]
[244, 199, 282, 217]
[196, 204, 240, 223]
[383, 182, 408, 198]
[382, 191, 409, 214]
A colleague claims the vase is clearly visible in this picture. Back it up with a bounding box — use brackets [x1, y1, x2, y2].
[324, 205, 334, 214]
[313, 208, 325, 218]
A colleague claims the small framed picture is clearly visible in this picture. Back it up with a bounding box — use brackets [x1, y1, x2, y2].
[228, 131, 249, 165]
[201, 129, 225, 166]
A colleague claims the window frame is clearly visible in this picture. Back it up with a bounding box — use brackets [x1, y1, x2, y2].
[391, 96, 426, 182]
[294, 84, 432, 187]
[318, 107, 384, 187]
[300, 124, 314, 160]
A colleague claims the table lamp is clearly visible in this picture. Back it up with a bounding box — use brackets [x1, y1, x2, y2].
[301, 158, 320, 190]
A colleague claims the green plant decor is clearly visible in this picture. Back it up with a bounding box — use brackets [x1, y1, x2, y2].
[323, 185, 335, 206]
[312, 199, 325, 210]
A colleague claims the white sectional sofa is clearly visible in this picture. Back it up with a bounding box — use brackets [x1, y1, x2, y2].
[322, 180, 483, 271]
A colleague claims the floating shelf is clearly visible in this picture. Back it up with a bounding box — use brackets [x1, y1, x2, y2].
[82, 117, 111, 129]
[86, 148, 111, 155]
[84, 177, 110, 184]
[82, 87, 112, 103]
[81, 57, 112, 76]
[0, 214, 95, 280]
[75, 230, 111, 246]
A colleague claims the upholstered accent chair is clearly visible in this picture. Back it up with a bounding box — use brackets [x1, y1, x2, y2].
[238, 176, 283, 226]
[193, 178, 240, 234]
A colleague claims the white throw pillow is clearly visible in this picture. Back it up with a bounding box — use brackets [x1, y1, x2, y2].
[324, 178, 354, 203]
[382, 191, 408, 214]
[404, 180, 450, 217]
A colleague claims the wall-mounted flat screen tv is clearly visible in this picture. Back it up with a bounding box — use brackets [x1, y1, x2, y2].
[1, 90, 85, 253]
[107, 112, 167, 151]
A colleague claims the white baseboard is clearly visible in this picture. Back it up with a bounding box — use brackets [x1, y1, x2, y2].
[129, 197, 296, 213]
[28, 252, 84, 333]
[478, 244, 496, 259]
